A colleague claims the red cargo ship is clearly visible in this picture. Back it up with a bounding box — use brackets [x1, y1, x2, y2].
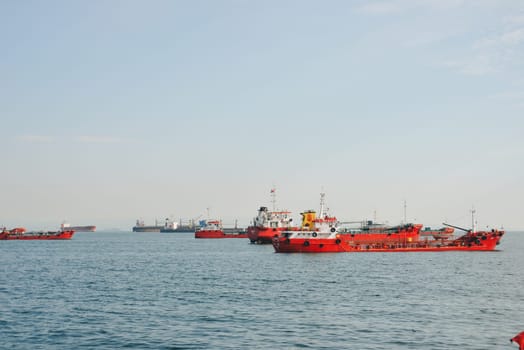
[273, 225, 503, 253]
[272, 198, 504, 253]
[0, 227, 75, 240]
[195, 220, 247, 239]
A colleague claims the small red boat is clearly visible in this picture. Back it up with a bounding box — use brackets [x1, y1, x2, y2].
[195, 220, 247, 239]
[0, 227, 75, 240]
[273, 198, 504, 253]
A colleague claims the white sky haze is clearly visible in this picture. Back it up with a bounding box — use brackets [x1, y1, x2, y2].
[1, 0, 523, 230]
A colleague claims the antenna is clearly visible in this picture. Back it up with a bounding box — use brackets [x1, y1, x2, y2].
[403, 200, 407, 223]
[319, 192, 326, 217]
[471, 207, 475, 232]
[270, 188, 276, 211]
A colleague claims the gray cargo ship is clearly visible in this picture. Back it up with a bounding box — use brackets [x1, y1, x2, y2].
[132, 219, 162, 232]
[160, 218, 198, 233]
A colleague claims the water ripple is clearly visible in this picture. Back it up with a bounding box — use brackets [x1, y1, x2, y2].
[0, 231, 523, 349]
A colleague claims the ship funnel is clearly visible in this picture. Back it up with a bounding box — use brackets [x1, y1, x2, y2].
[301, 210, 316, 229]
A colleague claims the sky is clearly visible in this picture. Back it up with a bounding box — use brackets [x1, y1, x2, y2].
[1, 0, 524, 230]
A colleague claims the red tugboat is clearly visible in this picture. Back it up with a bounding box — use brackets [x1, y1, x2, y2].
[247, 208, 294, 243]
[247, 189, 295, 244]
[0, 227, 75, 240]
[273, 200, 504, 253]
[195, 220, 248, 239]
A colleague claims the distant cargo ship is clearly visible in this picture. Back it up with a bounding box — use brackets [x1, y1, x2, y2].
[61, 223, 96, 232]
[133, 219, 162, 232]
[160, 218, 197, 233]
[133, 218, 200, 233]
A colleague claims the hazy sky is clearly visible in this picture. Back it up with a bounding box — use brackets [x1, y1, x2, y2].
[2, 0, 523, 230]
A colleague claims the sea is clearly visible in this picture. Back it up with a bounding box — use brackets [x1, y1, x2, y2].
[1, 231, 523, 350]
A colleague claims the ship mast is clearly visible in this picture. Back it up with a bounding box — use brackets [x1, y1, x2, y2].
[270, 188, 276, 212]
[471, 207, 476, 233]
[403, 200, 407, 223]
[319, 192, 326, 217]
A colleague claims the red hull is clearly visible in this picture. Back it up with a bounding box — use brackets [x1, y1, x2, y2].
[0, 230, 75, 240]
[247, 226, 294, 244]
[195, 230, 248, 239]
[273, 230, 504, 253]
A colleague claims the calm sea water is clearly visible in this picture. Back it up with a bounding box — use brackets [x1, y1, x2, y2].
[1, 231, 523, 349]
